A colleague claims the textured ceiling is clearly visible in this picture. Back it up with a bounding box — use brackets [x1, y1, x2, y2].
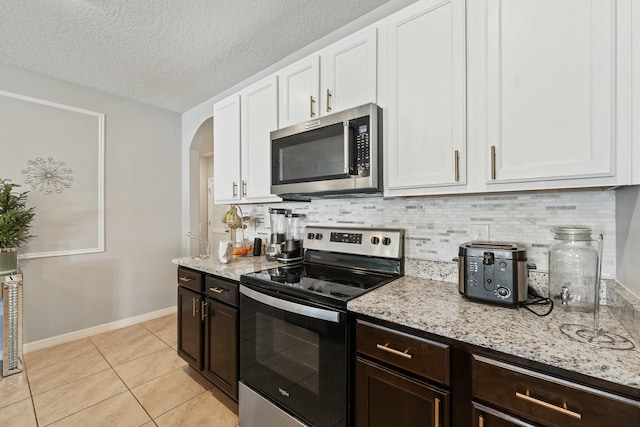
[0, 0, 388, 112]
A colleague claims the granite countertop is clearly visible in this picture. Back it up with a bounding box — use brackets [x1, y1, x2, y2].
[172, 255, 279, 281]
[173, 256, 639, 391]
[348, 276, 640, 390]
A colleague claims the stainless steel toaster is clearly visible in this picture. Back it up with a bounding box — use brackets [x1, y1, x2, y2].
[458, 241, 530, 307]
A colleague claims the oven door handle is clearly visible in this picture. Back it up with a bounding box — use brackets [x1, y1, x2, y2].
[240, 285, 341, 323]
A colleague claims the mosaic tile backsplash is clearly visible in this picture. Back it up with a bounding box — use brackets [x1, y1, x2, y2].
[237, 190, 617, 278]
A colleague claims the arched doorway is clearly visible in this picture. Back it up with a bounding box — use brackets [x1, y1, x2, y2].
[188, 117, 214, 256]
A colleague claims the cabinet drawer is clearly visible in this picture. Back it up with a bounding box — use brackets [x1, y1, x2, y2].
[472, 354, 640, 427]
[205, 275, 239, 307]
[177, 267, 204, 293]
[356, 320, 449, 386]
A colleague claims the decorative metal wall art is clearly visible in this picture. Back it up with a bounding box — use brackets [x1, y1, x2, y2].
[21, 157, 74, 195]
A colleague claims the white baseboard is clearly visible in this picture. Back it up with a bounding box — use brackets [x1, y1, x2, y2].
[23, 306, 177, 354]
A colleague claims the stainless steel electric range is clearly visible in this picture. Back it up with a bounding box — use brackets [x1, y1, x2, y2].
[239, 226, 405, 427]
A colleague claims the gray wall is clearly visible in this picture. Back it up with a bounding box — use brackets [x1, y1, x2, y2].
[616, 186, 640, 297]
[0, 63, 182, 343]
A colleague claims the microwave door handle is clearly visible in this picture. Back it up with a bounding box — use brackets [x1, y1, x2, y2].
[343, 122, 351, 174]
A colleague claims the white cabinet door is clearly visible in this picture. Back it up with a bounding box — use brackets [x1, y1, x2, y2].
[633, 1, 640, 184]
[278, 56, 320, 128]
[240, 75, 281, 203]
[321, 27, 377, 115]
[484, 0, 615, 184]
[213, 94, 241, 204]
[385, 0, 466, 195]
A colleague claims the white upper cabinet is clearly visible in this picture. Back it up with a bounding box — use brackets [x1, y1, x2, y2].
[632, 1, 640, 185]
[321, 27, 377, 115]
[240, 75, 281, 203]
[213, 76, 281, 204]
[384, 0, 466, 196]
[213, 94, 241, 204]
[470, 0, 629, 189]
[278, 27, 377, 128]
[278, 56, 320, 128]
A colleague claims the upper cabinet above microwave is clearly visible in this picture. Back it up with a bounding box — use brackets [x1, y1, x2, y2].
[278, 27, 377, 128]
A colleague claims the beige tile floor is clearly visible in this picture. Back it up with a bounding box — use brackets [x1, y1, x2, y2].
[0, 314, 239, 427]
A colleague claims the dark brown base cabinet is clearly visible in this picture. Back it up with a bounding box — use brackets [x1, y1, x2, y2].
[177, 286, 203, 368]
[355, 358, 449, 427]
[354, 320, 450, 427]
[177, 267, 239, 401]
[204, 299, 238, 399]
[353, 314, 640, 427]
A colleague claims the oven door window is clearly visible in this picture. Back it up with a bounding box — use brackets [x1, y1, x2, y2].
[272, 122, 354, 185]
[240, 287, 347, 427]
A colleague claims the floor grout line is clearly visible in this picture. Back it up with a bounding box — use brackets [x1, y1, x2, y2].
[2, 314, 234, 427]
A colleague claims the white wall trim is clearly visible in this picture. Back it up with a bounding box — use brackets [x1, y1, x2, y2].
[23, 306, 176, 353]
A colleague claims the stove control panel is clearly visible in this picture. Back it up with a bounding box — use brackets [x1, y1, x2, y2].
[304, 226, 404, 259]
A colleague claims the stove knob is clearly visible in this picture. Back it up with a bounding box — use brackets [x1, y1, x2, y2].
[307, 233, 315, 240]
[371, 236, 380, 245]
[382, 237, 392, 246]
[315, 233, 323, 240]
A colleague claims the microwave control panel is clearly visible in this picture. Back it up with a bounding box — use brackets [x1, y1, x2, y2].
[352, 116, 370, 177]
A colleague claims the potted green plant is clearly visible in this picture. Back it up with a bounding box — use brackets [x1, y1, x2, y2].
[0, 178, 36, 274]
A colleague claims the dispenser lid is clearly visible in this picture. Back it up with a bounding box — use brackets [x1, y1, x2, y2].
[553, 226, 592, 241]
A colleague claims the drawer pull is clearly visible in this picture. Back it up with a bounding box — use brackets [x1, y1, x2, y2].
[478, 414, 484, 427]
[515, 390, 581, 420]
[209, 287, 227, 294]
[376, 343, 412, 359]
[179, 276, 193, 282]
[434, 397, 440, 427]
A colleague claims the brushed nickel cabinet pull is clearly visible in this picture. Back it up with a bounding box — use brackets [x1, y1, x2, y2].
[201, 301, 207, 321]
[376, 343, 412, 359]
[242, 180, 247, 197]
[232, 182, 238, 198]
[209, 287, 226, 294]
[515, 390, 581, 420]
[490, 145, 496, 180]
[454, 150, 460, 182]
[179, 276, 192, 282]
[310, 95, 316, 117]
[478, 414, 484, 427]
[192, 297, 196, 317]
[434, 397, 440, 427]
[326, 89, 332, 112]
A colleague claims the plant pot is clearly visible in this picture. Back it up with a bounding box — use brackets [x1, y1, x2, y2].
[0, 248, 18, 274]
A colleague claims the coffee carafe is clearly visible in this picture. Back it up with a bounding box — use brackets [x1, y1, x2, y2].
[278, 213, 306, 263]
[266, 208, 288, 261]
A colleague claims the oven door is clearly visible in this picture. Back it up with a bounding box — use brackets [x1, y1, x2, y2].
[239, 284, 347, 427]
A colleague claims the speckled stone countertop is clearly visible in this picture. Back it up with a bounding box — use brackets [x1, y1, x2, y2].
[173, 256, 640, 391]
[171, 255, 279, 281]
[348, 276, 640, 390]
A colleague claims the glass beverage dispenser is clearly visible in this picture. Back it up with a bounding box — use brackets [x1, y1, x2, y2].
[548, 226, 600, 312]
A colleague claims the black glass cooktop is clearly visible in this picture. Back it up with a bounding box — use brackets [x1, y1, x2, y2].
[241, 262, 399, 308]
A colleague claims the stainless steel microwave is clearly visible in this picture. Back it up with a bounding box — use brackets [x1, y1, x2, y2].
[270, 103, 382, 200]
